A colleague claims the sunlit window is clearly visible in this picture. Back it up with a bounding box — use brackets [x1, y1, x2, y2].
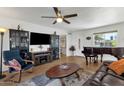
[94, 31, 117, 47]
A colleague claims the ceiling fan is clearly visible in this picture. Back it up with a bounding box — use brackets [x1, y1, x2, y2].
[41, 7, 78, 24]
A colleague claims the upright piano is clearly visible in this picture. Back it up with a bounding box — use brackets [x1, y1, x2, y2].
[82, 47, 124, 62]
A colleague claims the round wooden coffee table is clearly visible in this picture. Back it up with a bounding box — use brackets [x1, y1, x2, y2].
[46, 63, 80, 85]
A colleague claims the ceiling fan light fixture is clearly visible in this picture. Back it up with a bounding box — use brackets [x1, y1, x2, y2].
[56, 18, 63, 23]
[41, 7, 77, 24]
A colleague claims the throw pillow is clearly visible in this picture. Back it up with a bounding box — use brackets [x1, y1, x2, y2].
[9, 59, 21, 71]
[108, 59, 124, 75]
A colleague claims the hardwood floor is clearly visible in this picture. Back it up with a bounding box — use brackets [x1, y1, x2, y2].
[0, 56, 102, 86]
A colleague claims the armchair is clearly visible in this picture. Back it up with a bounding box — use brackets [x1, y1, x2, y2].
[3, 50, 34, 83]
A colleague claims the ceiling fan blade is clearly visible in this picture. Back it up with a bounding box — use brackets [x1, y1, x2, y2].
[64, 14, 78, 18]
[53, 7, 59, 16]
[63, 19, 70, 24]
[41, 16, 57, 18]
[53, 20, 57, 24]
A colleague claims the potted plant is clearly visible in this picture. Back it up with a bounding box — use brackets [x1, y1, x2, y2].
[69, 45, 76, 56]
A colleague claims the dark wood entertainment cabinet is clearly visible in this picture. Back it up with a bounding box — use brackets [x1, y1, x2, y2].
[9, 29, 60, 65]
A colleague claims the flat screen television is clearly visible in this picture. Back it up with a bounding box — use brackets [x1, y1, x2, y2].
[30, 32, 51, 45]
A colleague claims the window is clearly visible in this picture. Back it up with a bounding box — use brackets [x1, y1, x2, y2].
[94, 31, 117, 47]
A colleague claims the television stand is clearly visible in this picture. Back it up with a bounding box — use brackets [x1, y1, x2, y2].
[31, 51, 52, 65]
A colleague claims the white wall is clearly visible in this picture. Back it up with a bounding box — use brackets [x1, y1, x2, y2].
[67, 22, 124, 60]
[66, 33, 73, 56]
[0, 16, 67, 71]
[0, 16, 67, 51]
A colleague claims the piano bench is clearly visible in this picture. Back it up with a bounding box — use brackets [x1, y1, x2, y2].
[85, 54, 98, 65]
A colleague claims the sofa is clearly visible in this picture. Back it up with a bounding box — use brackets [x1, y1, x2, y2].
[83, 61, 124, 86]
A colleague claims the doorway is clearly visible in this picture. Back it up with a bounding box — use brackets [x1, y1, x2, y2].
[60, 35, 66, 57]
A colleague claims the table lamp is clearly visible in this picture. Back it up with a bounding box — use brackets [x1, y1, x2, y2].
[0, 27, 8, 79]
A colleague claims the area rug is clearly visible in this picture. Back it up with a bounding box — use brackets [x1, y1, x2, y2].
[62, 70, 94, 86]
[17, 70, 94, 86]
